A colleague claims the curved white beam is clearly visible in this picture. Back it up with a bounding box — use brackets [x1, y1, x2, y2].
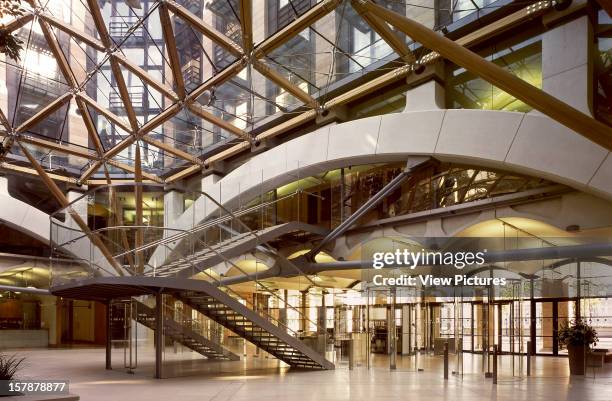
[149, 109, 612, 267]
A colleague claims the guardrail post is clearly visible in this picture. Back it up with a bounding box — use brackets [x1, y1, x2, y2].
[155, 293, 163, 379]
[444, 341, 449, 380]
[493, 345, 498, 384]
[106, 300, 112, 370]
[527, 340, 531, 376]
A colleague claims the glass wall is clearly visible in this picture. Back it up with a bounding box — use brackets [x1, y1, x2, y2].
[447, 34, 542, 111]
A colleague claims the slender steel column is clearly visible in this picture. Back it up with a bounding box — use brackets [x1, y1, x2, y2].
[308, 164, 414, 258]
[389, 288, 397, 370]
[576, 260, 581, 320]
[155, 293, 163, 379]
[106, 301, 112, 370]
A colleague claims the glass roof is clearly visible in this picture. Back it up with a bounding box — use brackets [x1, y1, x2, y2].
[0, 0, 504, 183]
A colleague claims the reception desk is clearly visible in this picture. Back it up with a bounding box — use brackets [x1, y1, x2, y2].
[0, 330, 49, 348]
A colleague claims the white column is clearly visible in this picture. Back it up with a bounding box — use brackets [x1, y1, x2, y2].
[201, 173, 223, 192]
[0, 174, 7, 194]
[163, 190, 184, 229]
[403, 80, 445, 112]
[201, 172, 224, 205]
[541, 15, 592, 115]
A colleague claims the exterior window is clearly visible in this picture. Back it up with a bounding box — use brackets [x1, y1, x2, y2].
[275, 82, 308, 112]
[446, 35, 542, 112]
[344, 5, 399, 73]
[96, 0, 165, 154]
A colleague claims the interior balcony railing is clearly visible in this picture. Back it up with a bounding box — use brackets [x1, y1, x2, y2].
[109, 15, 144, 39]
[20, 71, 66, 99]
[109, 85, 144, 110]
[182, 61, 201, 94]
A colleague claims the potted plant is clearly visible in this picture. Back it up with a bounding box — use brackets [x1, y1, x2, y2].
[0, 0, 26, 61]
[0, 352, 25, 397]
[558, 320, 598, 375]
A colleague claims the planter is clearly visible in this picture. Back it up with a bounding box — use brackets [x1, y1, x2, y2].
[567, 344, 586, 375]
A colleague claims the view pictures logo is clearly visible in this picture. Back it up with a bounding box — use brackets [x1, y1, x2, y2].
[372, 249, 487, 270]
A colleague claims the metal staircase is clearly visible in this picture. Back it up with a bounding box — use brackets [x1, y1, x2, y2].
[51, 276, 334, 370]
[150, 222, 328, 278]
[174, 286, 334, 369]
[133, 299, 240, 361]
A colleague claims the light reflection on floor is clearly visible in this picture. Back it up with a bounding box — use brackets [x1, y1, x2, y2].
[10, 347, 612, 401]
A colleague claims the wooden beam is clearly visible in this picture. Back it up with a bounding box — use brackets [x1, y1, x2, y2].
[1, 13, 34, 33]
[165, 141, 250, 183]
[109, 61, 140, 132]
[105, 159, 164, 183]
[83, 0, 138, 133]
[15, 93, 72, 133]
[239, 0, 253, 54]
[351, 0, 415, 63]
[88, 179, 157, 185]
[18, 142, 125, 276]
[75, 97, 106, 157]
[254, 0, 342, 57]
[19, 134, 97, 159]
[85, 0, 112, 47]
[165, 164, 201, 184]
[138, 103, 182, 135]
[187, 102, 252, 143]
[40, 14, 106, 51]
[0, 108, 11, 131]
[256, 109, 317, 141]
[78, 93, 134, 134]
[456, 4, 550, 48]
[159, 4, 186, 99]
[188, 58, 247, 101]
[102, 0, 568, 185]
[37, 11, 110, 159]
[166, 0, 244, 57]
[140, 135, 205, 166]
[362, 0, 612, 150]
[38, 19, 76, 87]
[324, 65, 412, 108]
[79, 136, 137, 183]
[113, 54, 178, 101]
[0, 161, 77, 183]
[252, 59, 318, 108]
[206, 141, 250, 165]
[0, 108, 13, 163]
[0, 160, 153, 185]
[79, 159, 105, 184]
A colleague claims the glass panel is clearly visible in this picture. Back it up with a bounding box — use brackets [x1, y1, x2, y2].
[447, 35, 542, 111]
[536, 302, 554, 354]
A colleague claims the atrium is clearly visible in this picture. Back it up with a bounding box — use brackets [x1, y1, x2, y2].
[0, 0, 611, 399]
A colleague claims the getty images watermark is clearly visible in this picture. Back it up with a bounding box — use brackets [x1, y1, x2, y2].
[370, 249, 507, 287]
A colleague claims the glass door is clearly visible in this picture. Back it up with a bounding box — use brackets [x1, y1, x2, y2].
[534, 300, 575, 355]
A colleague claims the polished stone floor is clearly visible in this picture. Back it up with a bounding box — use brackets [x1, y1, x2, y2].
[9, 347, 612, 401]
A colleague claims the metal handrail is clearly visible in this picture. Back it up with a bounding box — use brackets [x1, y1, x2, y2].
[50, 183, 327, 336]
[116, 189, 301, 259]
[157, 239, 319, 339]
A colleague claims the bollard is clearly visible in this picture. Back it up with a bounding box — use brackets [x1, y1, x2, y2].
[493, 345, 498, 384]
[526, 340, 531, 376]
[349, 339, 354, 370]
[444, 341, 449, 380]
